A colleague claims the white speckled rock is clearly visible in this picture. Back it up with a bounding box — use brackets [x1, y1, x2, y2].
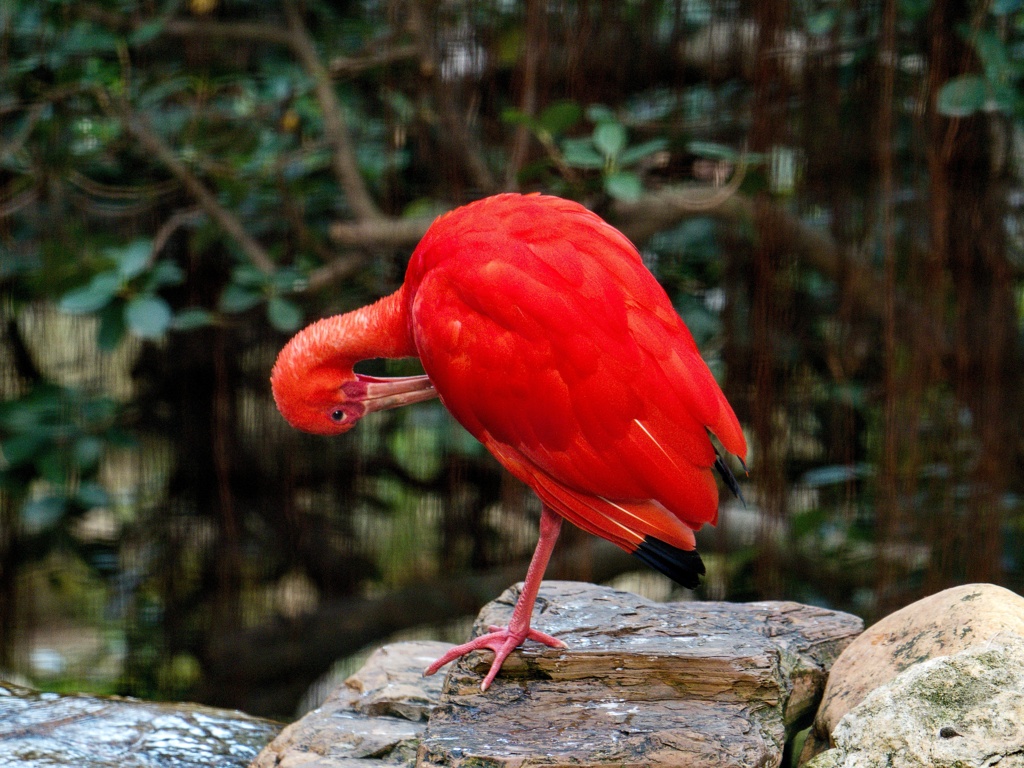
[806, 635, 1024, 768]
[802, 583, 1024, 763]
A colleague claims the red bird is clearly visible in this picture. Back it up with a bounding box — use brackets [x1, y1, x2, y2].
[271, 193, 746, 690]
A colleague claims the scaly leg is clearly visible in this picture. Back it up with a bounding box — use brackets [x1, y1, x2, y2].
[424, 506, 566, 690]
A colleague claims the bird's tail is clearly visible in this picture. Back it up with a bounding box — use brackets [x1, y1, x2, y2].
[633, 536, 706, 589]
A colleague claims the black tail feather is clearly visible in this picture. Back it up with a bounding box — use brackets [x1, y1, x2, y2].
[634, 536, 706, 589]
[714, 447, 746, 507]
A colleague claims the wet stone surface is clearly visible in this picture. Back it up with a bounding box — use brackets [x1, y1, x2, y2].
[0, 680, 280, 768]
[418, 581, 862, 767]
[251, 641, 454, 768]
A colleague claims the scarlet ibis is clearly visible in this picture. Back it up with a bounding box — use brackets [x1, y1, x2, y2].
[271, 193, 746, 690]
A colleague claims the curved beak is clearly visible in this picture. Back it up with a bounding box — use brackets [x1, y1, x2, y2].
[349, 374, 438, 414]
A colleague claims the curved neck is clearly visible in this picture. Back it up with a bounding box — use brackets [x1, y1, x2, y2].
[288, 286, 417, 371]
[332, 286, 417, 363]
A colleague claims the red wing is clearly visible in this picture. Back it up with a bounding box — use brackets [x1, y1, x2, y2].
[406, 194, 745, 549]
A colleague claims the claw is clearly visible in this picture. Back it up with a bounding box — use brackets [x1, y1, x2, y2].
[424, 625, 565, 690]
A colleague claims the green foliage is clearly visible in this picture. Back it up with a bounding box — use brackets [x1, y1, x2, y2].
[559, 105, 669, 201]
[0, 384, 124, 539]
[937, 21, 1024, 118]
[58, 241, 195, 348]
[218, 265, 305, 332]
[4, 0, 1024, 711]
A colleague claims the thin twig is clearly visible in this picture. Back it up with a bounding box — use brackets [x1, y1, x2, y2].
[122, 112, 277, 274]
[151, 207, 204, 261]
[282, 0, 382, 221]
[505, 0, 544, 188]
[406, 0, 497, 192]
[162, 18, 295, 45]
[0, 188, 39, 220]
[328, 215, 437, 248]
[330, 43, 420, 76]
[306, 253, 368, 292]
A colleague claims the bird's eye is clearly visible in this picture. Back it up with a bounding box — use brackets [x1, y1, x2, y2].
[330, 409, 346, 423]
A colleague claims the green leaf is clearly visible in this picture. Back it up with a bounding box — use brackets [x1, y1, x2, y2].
[501, 108, 535, 128]
[993, 0, 1022, 12]
[604, 170, 644, 202]
[687, 141, 739, 161]
[561, 137, 605, 169]
[80, 397, 118, 426]
[73, 436, 104, 471]
[806, 9, 837, 36]
[267, 296, 303, 332]
[1, 433, 47, 467]
[172, 308, 215, 331]
[593, 122, 627, 159]
[219, 283, 264, 313]
[271, 267, 307, 293]
[231, 264, 270, 289]
[125, 294, 174, 339]
[619, 138, 669, 166]
[114, 240, 152, 280]
[990, 80, 1018, 113]
[936, 74, 987, 117]
[899, 0, 932, 19]
[130, 19, 165, 45]
[21, 495, 67, 532]
[973, 31, 1016, 83]
[97, 300, 127, 351]
[59, 272, 122, 314]
[145, 260, 185, 290]
[76, 481, 111, 509]
[36, 447, 66, 484]
[585, 104, 616, 124]
[537, 101, 582, 135]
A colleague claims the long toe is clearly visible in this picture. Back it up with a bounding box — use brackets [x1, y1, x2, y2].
[423, 625, 561, 689]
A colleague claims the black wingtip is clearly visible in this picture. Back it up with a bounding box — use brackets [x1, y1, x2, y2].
[714, 448, 746, 508]
[634, 536, 706, 589]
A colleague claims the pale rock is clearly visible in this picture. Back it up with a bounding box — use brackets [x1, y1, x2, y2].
[806, 635, 1024, 768]
[802, 583, 1024, 762]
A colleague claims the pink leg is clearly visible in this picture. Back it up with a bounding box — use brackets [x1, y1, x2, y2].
[424, 506, 566, 690]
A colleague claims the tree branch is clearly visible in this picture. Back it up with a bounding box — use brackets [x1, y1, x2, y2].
[328, 215, 437, 248]
[406, 0, 498, 193]
[161, 18, 295, 45]
[122, 113, 277, 274]
[329, 43, 420, 76]
[611, 185, 911, 334]
[282, 0, 382, 221]
[306, 253, 368, 293]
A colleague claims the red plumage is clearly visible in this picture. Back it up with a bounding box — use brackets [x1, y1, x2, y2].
[271, 193, 746, 689]
[406, 194, 744, 554]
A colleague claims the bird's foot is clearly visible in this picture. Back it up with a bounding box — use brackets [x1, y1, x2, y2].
[424, 624, 566, 691]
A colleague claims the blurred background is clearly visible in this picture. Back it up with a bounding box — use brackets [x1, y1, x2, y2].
[2, 0, 1022, 719]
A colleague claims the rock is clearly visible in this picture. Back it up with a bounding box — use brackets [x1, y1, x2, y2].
[418, 580, 862, 767]
[805, 635, 1024, 768]
[0, 680, 280, 768]
[802, 583, 1024, 762]
[250, 641, 454, 768]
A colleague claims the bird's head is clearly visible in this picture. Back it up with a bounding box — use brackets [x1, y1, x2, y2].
[270, 315, 435, 436]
